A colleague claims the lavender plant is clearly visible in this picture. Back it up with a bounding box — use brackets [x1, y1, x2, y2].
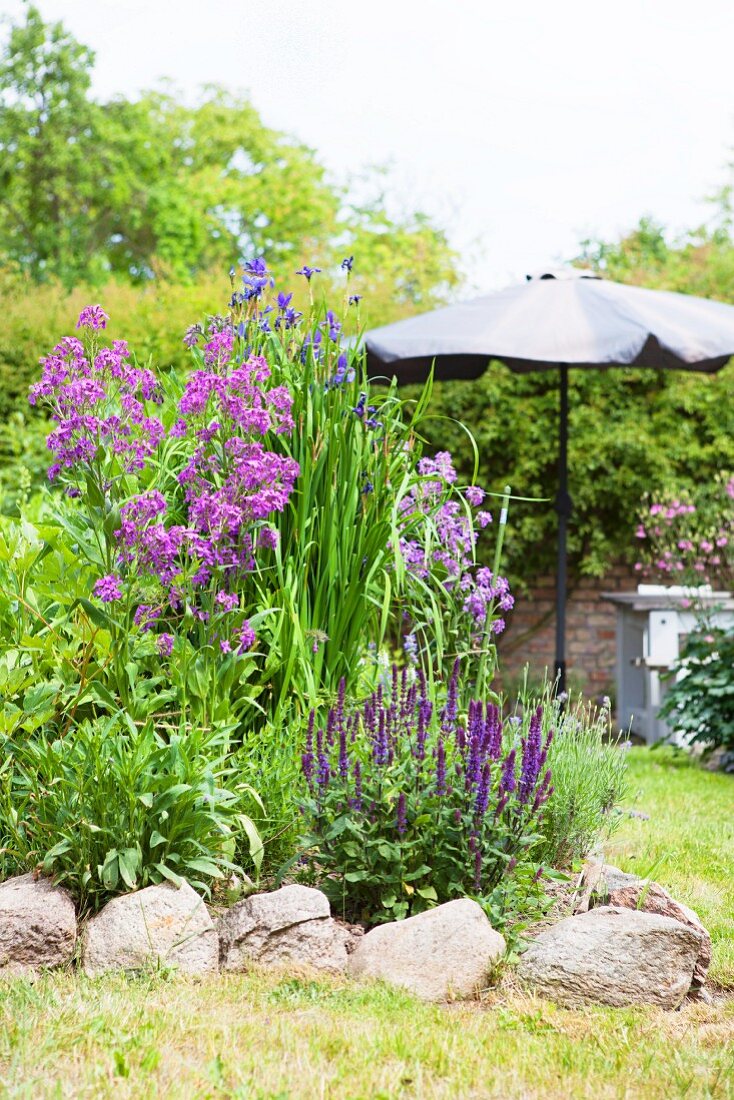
[296, 661, 553, 927]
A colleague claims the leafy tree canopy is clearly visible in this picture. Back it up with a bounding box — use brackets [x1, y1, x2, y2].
[0, 5, 458, 305]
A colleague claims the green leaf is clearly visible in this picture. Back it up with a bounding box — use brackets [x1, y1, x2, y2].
[184, 857, 223, 878]
[154, 863, 184, 887]
[416, 885, 438, 901]
[118, 847, 140, 890]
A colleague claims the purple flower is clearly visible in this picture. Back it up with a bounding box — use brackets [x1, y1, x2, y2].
[245, 257, 269, 277]
[341, 256, 354, 272]
[350, 760, 363, 811]
[474, 846, 483, 890]
[338, 721, 349, 781]
[466, 486, 485, 507]
[396, 792, 407, 836]
[499, 748, 516, 795]
[296, 265, 321, 281]
[237, 621, 256, 653]
[183, 323, 203, 348]
[76, 305, 109, 331]
[93, 574, 123, 602]
[157, 633, 174, 657]
[435, 735, 447, 796]
[403, 633, 418, 665]
[440, 658, 460, 735]
[317, 750, 330, 790]
[519, 706, 543, 804]
[348, 295, 362, 306]
[133, 604, 160, 631]
[216, 591, 239, 612]
[474, 762, 491, 818]
[302, 712, 315, 787]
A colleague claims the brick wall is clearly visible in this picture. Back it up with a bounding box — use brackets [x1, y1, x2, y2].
[497, 563, 638, 698]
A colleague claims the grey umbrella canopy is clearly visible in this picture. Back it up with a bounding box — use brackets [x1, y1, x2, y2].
[364, 270, 734, 694]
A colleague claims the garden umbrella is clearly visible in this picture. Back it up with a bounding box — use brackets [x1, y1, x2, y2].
[363, 270, 734, 695]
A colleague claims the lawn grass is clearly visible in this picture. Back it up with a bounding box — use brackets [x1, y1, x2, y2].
[1, 971, 733, 1099]
[0, 748, 732, 1099]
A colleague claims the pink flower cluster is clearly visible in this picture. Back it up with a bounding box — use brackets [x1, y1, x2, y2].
[634, 484, 734, 588]
[171, 353, 294, 438]
[30, 306, 300, 658]
[29, 334, 164, 480]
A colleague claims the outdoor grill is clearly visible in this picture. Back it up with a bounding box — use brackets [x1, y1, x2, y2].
[601, 586, 734, 743]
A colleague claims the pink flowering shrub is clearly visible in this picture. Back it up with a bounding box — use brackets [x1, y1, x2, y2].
[634, 478, 734, 593]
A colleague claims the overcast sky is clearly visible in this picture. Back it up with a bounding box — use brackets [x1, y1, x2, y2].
[4, 0, 733, 290]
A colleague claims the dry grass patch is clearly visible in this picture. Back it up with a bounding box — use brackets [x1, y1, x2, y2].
[0, 971, 733, 1099]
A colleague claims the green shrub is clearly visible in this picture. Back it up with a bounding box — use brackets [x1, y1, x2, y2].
[0, 715, 263, 914]
[659, 629, 734, 752]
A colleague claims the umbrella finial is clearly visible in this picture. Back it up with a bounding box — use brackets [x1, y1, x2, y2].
[525, 267, 601, 281]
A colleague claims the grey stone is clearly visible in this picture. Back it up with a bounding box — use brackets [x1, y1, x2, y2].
[0, 874, 76, 976]
[579, 861, 711, 985]
[518, 905, 702, 1008]
[217, 884, 351, 974]
[82, 880, 217, 976]
[347, 898, 506, 1002]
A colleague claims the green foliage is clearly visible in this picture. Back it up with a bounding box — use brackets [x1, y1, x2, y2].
[232, 724, 302, 879]
[532, 692, 630, 867]
[418, 359, 734, 591]
[0, 714, 263, 914]
[659, 629, 734, 751]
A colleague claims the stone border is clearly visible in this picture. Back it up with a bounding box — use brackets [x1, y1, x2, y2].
[0, 871, 710, 1007]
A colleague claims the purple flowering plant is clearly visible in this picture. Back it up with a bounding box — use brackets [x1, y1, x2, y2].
[296, 660, 554, 927]
[7, 252, 511, 740]
[192, 256, 510, 720]
[23, 294, 300, 723]
[396, 450, 512, 691]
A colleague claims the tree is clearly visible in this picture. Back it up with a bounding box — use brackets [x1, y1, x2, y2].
[0, 5, 107, 283]
[0, 6, 460, 297]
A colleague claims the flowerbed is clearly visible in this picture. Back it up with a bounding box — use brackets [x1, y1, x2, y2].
[0, 258, 627, 935]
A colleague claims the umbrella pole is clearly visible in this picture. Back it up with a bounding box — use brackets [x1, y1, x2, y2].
[554, 364, 571, 698]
